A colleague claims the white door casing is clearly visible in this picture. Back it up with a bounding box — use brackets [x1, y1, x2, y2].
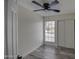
[5, 0, 18, 59]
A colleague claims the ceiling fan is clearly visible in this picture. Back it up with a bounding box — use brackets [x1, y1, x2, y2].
[32, 0, 60, 12]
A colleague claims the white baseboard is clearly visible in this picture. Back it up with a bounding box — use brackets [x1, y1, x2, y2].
[44, 42, 57, 47]
[22, 43, 43, 59]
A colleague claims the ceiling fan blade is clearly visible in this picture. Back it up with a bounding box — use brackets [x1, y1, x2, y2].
[32, 1, 43, 8]
[50, 0, 59, 6]
[34, 9, 45, 11]
[48, 9, 60, 12]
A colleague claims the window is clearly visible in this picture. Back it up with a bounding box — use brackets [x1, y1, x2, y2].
[45, 21, 55, 42]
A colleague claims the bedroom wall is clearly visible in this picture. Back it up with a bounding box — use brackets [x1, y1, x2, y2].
[17, 5, 43, 57]
[57, 20, 75, 48]
[44, 13, 75, 49]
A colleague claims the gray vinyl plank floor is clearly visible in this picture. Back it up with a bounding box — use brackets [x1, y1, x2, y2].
[24, 45, 75, 59]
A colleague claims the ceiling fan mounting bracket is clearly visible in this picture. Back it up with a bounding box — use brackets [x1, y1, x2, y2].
[43, 3, 50, 9]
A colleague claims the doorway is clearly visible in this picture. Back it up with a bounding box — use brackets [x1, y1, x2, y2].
[44, 21, 57, 46]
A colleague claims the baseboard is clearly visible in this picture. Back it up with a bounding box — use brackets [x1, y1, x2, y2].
[22, 43, 43, 59]
[57, 46, 75, 53]
[58, 46, 75, 50]
[44, 42, 57, 47]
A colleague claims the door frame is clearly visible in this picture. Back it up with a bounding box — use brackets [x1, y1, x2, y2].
[4, 0, 8, 59]
[4, 0, 18, 59]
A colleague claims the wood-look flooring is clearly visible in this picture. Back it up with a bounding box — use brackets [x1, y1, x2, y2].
[24, 45, 75, 59]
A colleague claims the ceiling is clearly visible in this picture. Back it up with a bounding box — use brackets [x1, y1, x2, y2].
[18, 0, 75, 16]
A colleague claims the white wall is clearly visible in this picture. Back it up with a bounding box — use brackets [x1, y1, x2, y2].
[17, 5, 43, 57]
[64, 20, 74, 48]
[58, 20, 75, 48]
[44, 13, 75, 49]
[44, 13, 75, 21]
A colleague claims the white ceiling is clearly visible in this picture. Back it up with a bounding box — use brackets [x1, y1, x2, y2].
[18, 0, 75, 16]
